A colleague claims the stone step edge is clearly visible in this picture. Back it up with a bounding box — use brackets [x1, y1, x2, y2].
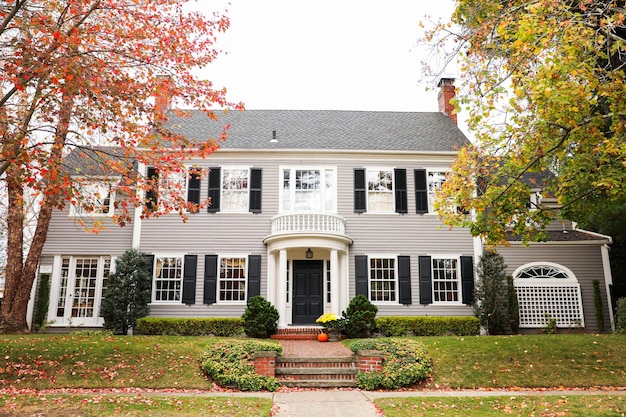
[280, 380, 357, 388]
[277, 356, 356, 363]
[276, 367, 358, 376]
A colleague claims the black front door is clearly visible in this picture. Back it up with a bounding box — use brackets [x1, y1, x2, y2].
[292, 260, 323, 324]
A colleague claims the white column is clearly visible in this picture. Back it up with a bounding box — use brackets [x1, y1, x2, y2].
[266, 250, 276, 306]
[277, 249, 288, 327]
[330, 249, 340, 314]
[602, 244, 615, 331]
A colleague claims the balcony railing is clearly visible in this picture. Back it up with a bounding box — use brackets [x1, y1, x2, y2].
[270, 212, 347, 236]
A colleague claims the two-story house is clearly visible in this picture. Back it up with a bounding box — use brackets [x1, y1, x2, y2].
[31, 80, 615, 333]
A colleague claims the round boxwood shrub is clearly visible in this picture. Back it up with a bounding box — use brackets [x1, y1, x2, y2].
[200, 339, 282, 391]
[342, 295, 378, 338]
[348, 338, 432, 390]
[242, 296, 279, 338]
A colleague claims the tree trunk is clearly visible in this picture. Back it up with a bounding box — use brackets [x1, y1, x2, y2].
[0, 91, 74, 333]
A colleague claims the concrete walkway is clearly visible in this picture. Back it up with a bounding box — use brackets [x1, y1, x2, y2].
[272, 390, 381, 417]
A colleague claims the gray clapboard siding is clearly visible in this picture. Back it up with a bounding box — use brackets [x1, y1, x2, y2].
[42, 207, 134, 255]
[499, 244, 611, 333]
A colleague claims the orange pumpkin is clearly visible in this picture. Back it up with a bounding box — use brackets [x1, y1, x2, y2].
[317, 332, 329, 342]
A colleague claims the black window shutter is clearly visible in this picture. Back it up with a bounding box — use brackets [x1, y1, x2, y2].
[394, 169, 408, 214]
[398, 255, 412, 305]
[207, 167, 221, 213]
[146, 167, 159, 212]
[355, 255, 368, 297]
[415, 169, 428, 214]
[182, 255, 197, 305]
[247, 255, 261, 298]
[418, 256, 432, 304]
[187, 169, 201, 206]
[144, 254, 155, 296]
[203, 255, 218, 304]
[249, 168, 262, 213]
[354, 168, 366, 213]
[460, 256, 475, 305]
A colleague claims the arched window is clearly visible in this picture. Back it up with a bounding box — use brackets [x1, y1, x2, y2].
[513, 262, 584, 328]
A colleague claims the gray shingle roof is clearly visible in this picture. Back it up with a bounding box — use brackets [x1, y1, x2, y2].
[164, 109, 469, 152]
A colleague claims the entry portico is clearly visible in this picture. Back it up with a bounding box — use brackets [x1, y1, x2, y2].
[264, 213, 352, 327]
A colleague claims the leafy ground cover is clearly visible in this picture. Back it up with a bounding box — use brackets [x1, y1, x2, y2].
[377, 394, 626, 417]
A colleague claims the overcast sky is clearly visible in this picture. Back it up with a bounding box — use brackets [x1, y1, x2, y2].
[202, 1, 458, 113]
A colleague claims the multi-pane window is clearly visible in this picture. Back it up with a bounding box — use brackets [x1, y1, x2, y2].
[367, 169, 393, 212]
[55, 256, 110, 320]
[98, 258, 111, 317]
[71, 180, 114, 216]
[432, 257, 459, 302]
[326, 260, 331, 303]
[219, 257, 247, 302]
[282, 168, 335, 212]
[369, 257, 397, 302]
[222, 169, 249, 212]
[160, 171, 187, 208]
[154, 257, 183, 302]
[427, 171, 447, 213]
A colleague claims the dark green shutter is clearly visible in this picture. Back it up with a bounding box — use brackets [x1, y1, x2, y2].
[247, 255, 261, 298]
[187, 169, 201, 206]
[415, 169, 428, 214]
[249, 168, 262, 213]
[460, 256, 475, 305]
[145, 254, 155, 297]
[207, 167, 221, 213]
[354, 168, 366, 213]
[182, 255, 197, 304]
[355, 255, 368, 296]
[203, 255, 218, 304]
[418, 256, 432, 304]
[398, 255, 412, 305]
[145, 167, 159, 212]
[394, 169, 408, 214]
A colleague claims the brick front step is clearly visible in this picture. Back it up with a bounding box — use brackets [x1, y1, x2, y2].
[276, 356, 358, 388]
[270, 327, 323, 340]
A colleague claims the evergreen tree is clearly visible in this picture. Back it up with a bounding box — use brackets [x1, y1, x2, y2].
[474, 250, 510, 335]
[100, 249, 152, 335]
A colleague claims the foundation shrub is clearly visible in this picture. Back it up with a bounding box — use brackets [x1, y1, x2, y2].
[375, 316, 480, 336]
[342, 295, 378, 338]
[200, 339, 282, 391]
[615, 298, 626, 334]
[348, 338, 432, 390]
[242, 296, 279, 338]
[135, 317, 244, 336]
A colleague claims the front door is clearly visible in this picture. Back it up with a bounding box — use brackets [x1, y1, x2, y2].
[292, 260, 323, 324]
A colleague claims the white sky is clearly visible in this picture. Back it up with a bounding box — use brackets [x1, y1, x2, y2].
[201, 1, 458, 113]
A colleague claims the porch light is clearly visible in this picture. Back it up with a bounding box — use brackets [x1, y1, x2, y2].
[306, 248, 313, 258]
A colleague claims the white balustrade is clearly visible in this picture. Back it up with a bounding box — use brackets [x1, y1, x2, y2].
[270, 212, 346, 236]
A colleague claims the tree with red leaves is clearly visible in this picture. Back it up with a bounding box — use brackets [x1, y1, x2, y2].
[0, 0, 242, 332]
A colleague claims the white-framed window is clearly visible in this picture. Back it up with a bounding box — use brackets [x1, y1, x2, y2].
[369, 256, 397, 302]
[281, 167, 336, 212]
[52, 255, 111, 324]
[367, 169, 394, 212]
[513, 262, 584, 328]
[427, 170, 448, 214]
[153, 256, 183, 302]
[219, 256, 247, 302]
[432, 256, 460, 303]
[70, 180, 115, 217]
[160, 170, 188, 208]
[222, 168, 249, 212]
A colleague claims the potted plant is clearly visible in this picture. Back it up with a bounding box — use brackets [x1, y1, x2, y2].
[316, 313, 343, 342]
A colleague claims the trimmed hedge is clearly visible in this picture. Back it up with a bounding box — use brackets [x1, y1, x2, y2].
[376, 316, 480, 337]
[135, 317, 244, 336]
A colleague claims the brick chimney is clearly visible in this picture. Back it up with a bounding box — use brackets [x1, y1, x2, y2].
[437, 77, 457, 125]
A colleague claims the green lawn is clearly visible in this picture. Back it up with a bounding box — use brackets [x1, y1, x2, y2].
[377, 394, 626, 417]
[1, 333, 625, 416]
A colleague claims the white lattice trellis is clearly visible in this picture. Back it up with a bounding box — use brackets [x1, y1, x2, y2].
[515, 282, 584, 328]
